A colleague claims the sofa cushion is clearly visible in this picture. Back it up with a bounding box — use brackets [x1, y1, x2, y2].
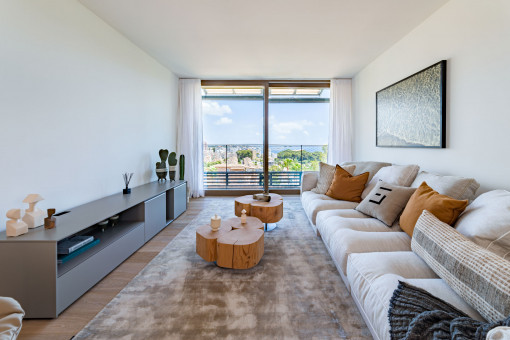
[356, 181, 416, 227]
[341, 161, 392, 182]
[400, 181, 468, 237]
[455, 190, 510, 259]
[411, 170, 480, 201]
[301, 191, 334, 209]
[329, 229, 411, 274]
[347, 252, 485, 340]
[326, 166, 369, 202]
[315, 209, 370, 234]
[412, 210, 510, 322]
[305, 199, 359, 226]
[317, 215, 401, 251]
[311, 162, 355, 194]
[362, 164, 420, 199]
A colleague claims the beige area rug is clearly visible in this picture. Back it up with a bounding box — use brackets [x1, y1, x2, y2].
[75, 196, 371, 339]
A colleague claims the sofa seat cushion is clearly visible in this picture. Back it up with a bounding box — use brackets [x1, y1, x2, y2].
[306, 199, 359, 226]
[329, 230, 411, 274]
[347, 252, 485, 340]
[315, 209, 370, 231]
[317, 215, 402, 250]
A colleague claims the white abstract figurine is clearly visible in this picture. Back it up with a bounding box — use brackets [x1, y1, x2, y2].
[210, 214, 221, 231]
[241, 209, 247, 224]
[6, 209, 28, 237]
[22, 194, 46, 228]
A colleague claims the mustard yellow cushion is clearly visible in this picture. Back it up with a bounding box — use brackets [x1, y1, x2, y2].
[400, 181, 468, 237]
[325, 165, 369, 202]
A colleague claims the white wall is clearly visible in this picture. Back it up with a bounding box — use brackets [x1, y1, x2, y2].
[0, 1, 178, 231]
[352, 0, 510, 194]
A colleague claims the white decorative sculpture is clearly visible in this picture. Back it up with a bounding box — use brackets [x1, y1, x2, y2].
[241, 209, 247, 224]
[22, 194, 46, 228]
[210, 214, 221, 231]
[6, 209, 28, 237]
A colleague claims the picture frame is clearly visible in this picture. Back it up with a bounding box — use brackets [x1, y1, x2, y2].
[376, 60, 446, 148]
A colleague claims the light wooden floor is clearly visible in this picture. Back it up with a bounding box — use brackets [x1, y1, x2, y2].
[20, 196, 225, 340]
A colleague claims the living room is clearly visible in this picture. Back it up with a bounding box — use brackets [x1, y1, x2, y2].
[1, 0, 509, 339]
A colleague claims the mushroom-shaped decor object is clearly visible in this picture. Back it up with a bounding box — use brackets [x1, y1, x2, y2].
[22, 194, 46, 228]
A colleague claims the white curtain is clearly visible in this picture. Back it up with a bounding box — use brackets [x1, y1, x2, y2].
[327, 79, 352, 165]
[177, 79, 204, 198]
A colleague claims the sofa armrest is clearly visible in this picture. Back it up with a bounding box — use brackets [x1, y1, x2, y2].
[301, 172, 319, 193]
[0, 297, 24, 339]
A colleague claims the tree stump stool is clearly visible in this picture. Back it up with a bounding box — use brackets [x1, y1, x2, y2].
[234, 194, 283, 230]
[196, 224, 232, 262]
[223, 216, 264, 230]
[196, 218, 264, 269]
[216, 229, 264, 269]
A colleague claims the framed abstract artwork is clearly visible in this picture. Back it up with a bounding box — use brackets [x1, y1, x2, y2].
[376, 60, 446, 148]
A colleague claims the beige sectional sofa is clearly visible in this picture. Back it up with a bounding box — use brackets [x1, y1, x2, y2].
[300, 161, 509, 340]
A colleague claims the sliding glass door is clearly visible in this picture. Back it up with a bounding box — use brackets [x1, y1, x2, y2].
[202, 86, 264, 189]
[202, 82, 329, 191]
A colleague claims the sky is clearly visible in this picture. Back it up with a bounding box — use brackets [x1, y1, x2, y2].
[202, 99, 329, 146]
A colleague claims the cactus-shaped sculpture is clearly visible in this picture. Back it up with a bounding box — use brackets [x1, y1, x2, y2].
[168, 152, 178, 181]
[179, 154, 185, 180]
[156, 149, 169, 181]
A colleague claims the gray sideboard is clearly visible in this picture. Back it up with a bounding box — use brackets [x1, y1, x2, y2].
[0, 180, 187, 318]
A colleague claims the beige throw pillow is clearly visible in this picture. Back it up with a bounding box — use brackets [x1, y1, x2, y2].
[455, 190, 510, 259]
[311, 162, 355, 194]
[356, 181, 416, 226]
[361, 164, 420, 199]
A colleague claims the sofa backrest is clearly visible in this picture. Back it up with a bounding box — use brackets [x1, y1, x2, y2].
[340, 161, 391, 182]
[411, 171, 480, 201]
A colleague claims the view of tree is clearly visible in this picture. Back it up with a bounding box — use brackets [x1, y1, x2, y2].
[236, 149, 253, 163]
[275, 149, 324, 163]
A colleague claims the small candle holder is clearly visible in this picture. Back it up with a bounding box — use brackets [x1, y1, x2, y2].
[210, 214, 221, 231]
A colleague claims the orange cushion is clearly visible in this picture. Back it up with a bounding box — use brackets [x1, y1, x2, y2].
[325, 165, 369, 202]
[400, 181, 469, 237]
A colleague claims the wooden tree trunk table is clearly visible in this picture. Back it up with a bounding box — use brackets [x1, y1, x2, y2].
[196, 224, 232, 262]
[196, 218, 264, 269]
[234, 194, 283, 230]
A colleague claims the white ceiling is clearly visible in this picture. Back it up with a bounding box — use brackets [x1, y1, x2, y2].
[79, 0, 449, 79]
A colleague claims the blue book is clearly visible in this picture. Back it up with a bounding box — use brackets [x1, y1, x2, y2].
[57, 235, 94, 254]
[58, 239, 100, 264]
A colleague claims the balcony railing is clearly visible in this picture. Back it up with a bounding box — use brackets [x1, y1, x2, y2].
[204, 171, 302, 189]
[203, 144, 326, 189]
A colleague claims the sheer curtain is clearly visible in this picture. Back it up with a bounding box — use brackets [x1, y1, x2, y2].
[327, 79, 352, 165]
[177, 79, 204, 198]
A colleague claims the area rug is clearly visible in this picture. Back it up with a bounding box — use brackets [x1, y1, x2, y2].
[75, 196, 371, 339]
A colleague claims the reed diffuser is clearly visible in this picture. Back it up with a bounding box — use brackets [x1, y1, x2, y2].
[123, 173, 133, 194]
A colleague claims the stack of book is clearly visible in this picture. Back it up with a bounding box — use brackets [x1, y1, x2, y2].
[57, 235, 100, 264]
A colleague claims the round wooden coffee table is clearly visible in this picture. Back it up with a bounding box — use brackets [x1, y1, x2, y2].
[196, 219, 264, 269]
[234, 194, 283, 231]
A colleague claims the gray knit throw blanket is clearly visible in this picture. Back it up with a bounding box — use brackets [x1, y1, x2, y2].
[388, 281, 510, 340]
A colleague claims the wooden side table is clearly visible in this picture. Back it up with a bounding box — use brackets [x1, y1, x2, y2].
[196, 218, 264, 269]
[234, 194, 283, 230]
[196, 224, 232, 262]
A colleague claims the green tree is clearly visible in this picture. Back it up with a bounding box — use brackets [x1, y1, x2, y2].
[236, 150, 253, 163]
